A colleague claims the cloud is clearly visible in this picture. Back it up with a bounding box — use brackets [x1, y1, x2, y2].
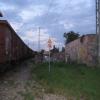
[19, 5, 47, 22]
[0, 2, 15, 11]
[21, 28, 49, 50]
[21, 28, 62, 50]
[10, 21, 23, 31]
[0, 0, 95, 50]
[59, 20, 75, 30]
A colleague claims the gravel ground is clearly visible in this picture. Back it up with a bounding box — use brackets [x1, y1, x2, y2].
[0, 59, 66, 100]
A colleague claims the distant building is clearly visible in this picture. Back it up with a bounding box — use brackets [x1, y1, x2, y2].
[65, 34, 97, 66]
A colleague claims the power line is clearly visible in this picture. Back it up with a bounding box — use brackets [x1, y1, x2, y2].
[44, 0, 64, 49]
[46, 0, 54, 17]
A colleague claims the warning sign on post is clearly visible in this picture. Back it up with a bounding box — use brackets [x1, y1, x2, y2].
[48, 38, 52, 49]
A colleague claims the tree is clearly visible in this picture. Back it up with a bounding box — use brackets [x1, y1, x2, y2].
[61, 47, 65, 52]
[40, 49, 45, 54]
[64, 31, 80, 44]
[0, 11, 3, 17]
[50, 45, 59, 54]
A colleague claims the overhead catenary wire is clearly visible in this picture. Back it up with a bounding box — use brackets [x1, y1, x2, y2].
[44, 0, 68, 49]
[16, 0, 60, 50]
[45, 0, 54, 20]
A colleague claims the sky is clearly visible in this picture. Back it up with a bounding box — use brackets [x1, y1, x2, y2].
[0, 0, 96, 51]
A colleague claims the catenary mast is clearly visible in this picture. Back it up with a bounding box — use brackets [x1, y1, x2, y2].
[96, 0, 100, 65]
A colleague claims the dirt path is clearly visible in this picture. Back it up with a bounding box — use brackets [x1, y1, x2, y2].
[0, 59, 66, 100]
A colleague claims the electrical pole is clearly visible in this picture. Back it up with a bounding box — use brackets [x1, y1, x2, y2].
[96, 0, 100, 65]
[38, 27, 41, 52]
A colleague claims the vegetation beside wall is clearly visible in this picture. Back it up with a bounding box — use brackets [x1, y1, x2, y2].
[32, 62, 100, 100]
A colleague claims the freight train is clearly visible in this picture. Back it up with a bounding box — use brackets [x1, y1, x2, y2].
[0, 20, 34, 71]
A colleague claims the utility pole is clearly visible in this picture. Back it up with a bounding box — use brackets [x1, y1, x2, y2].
[96, 0, 100, 65]
[38, 27, 41, 52]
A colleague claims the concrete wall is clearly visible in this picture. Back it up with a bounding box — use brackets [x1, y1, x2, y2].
[51, 52, 65, 62]
[65, 34, 97, 66]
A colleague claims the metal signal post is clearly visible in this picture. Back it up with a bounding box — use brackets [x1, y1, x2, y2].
[48, 38, 52, 72]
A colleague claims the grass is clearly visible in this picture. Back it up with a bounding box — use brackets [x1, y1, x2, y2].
[32, 62, 100, 100]
[24, 92, 34, 100]
[19, 92, 34, 100]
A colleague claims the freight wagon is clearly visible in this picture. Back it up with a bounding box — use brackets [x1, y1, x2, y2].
[0, 20, 34, 71]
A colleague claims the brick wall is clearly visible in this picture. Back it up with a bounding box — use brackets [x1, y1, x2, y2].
[65, 34, 97, 66]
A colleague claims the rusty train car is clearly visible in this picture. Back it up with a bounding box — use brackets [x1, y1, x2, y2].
[0, 20, 34, 71]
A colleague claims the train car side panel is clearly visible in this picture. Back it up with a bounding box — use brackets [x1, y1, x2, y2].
[0, 23, 6, 63]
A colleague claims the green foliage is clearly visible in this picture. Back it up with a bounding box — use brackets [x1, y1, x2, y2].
[50, 45, 59, 54]
[32, 62, 100, 100]
[0, 11, 3, 17]
[61, 47, 65, 52]
[64, 31, 80, 44]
